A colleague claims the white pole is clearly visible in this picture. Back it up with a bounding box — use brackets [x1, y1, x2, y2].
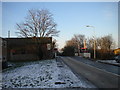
[94, 37, 96, 59]
[86, 25, 96, 59]
[8, 30, 10, 38]
[93, 27, 96, 59]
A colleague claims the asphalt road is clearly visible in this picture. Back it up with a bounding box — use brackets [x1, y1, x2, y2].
[71, 56, 120, 75]
[60, 56, 120, 88]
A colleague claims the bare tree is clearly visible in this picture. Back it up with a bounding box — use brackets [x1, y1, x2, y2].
[16, 9, 60, 59]
[87, 37, 94, 49]
[97, 35, 113, 51]
[16, 9, 59, 37]
[95, 35, 114, 59]
[65, 34, 85, 48]
[64, 34, 85, 55]
[87, 35, 113, 51]
[72, 34, 85, 49]
[66, 39, 77, 47]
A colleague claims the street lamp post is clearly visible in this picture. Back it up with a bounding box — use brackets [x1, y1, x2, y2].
[75, 40, 80, 56]
[86, 25, 96, 59]
[77, 42, 80, 56]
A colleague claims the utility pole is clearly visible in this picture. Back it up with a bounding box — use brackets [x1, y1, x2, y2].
[76, 40, 80, 56]
[77, 42, 80, 56]
[93, 36, 96, 59]
[84, 39, 87, 52]
[8, 30, 10, 38]
[86, 25, 96, 59]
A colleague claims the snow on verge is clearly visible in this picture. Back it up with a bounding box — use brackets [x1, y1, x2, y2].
[97, 60, 120, 66]
[2, 59, 95, 88]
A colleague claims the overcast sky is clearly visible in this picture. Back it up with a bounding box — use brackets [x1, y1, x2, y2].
[1, 1, 118, 49]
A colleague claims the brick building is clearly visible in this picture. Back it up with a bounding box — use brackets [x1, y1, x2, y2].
[0, 37, 7, 62]
[6, 37, 53, 61]
[0, 37, 7, 69]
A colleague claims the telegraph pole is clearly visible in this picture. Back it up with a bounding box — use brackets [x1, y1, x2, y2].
[8, 30, 10, 38]
[86, 25, 96, 59]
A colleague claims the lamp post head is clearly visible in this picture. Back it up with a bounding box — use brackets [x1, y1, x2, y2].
[86, 25, 94, 28]
[86, 25, 90, 27]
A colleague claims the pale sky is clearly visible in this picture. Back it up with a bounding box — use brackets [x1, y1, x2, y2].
[1, 1, 119, 49]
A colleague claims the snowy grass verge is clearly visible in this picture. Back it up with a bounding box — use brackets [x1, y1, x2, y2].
[2, 59, 96, 88]
[97, 60, 120, 66]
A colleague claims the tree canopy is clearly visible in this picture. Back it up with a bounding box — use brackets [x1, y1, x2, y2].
[16, 9, 60, 38]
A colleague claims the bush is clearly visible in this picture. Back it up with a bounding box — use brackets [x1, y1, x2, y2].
[96, 50, 114, 60]
[62, 46, 75, 56]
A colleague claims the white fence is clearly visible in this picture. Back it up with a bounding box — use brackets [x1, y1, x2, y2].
[79, 53, 91, 58]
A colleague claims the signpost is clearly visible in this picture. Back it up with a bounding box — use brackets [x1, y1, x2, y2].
[54, 48, 58, 57]
[47, 44, 51, 50]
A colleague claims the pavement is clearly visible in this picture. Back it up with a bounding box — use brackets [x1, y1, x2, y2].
[60, 56, 120, 88]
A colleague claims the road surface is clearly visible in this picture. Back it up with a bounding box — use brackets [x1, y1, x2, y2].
[72, 56, 120, 75]
[60, 56, 120, 88]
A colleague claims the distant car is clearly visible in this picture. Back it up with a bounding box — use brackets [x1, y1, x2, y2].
[114, 55, 120, 63]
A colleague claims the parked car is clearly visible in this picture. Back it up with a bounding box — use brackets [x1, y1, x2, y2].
[114, 55, 120, 63]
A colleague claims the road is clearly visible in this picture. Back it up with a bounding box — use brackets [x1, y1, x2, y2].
[72, 56, 120, 75]
[60, 56, 120, 88]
